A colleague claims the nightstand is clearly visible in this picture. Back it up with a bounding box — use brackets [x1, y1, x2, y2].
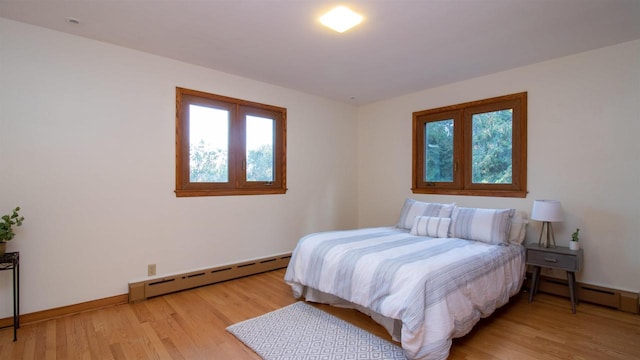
[526, 243, 583, 313]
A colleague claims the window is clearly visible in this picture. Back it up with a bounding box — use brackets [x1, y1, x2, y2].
[412, 92, 527, 197]
[175, 87, 286, 197]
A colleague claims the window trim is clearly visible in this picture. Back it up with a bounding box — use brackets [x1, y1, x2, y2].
[412, 92, 527, 198]
[175, 87, 287, 197]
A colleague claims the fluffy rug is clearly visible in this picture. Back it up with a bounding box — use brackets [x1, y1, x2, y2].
[226, 301, 407, 360]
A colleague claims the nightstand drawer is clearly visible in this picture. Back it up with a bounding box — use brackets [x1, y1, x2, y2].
[527, 250, 577, 270]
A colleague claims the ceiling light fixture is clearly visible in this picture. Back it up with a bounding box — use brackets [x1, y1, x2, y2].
[320, 6, 363, 33]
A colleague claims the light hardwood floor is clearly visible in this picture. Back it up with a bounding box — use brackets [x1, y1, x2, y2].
[1, 268, 639, 359]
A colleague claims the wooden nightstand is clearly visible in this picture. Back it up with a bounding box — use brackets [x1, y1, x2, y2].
[526, 243, 583, 313]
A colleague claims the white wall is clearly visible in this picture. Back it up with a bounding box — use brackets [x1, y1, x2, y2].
[357, 40, 640, 293]
[0, 18, 359, 317]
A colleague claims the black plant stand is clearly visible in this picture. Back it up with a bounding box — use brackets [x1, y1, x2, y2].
[0, 252, 19, 341]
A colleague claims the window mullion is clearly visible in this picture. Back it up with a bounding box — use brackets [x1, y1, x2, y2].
[452, 112, 464, 190]
[461, 109, 473, 190]
[230, 104, 244, 188]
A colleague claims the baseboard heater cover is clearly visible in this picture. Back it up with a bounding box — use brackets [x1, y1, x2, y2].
[128, 253, 292, 303]
[528, 274, 639, 314]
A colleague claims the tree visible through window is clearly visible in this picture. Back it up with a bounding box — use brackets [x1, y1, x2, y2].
[413, 92, 527, 197]
[471, 109, 513, 184]
[425, 119, 454, 182]
[175, 88, 286, 197]
[245, 115, 274, 182]
[188, 104, 229, 183]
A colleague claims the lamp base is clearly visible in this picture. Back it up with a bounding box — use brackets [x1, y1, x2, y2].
[537, 221, 556, 248]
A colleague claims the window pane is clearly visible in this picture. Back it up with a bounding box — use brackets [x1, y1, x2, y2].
[189, 104, 229, 182]
[425, 119, 454, 182]
[246, 115, 274, 182]
[471, 110, 512, 184]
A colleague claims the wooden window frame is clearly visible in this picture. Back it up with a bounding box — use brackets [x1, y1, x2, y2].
[412, 92, 527, 198]
[175, 87, 287, 197]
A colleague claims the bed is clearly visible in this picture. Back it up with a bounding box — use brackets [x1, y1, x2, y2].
[284, 199, 527, 360]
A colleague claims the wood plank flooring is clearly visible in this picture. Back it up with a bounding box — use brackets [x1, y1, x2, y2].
[1, 268, 638, 359]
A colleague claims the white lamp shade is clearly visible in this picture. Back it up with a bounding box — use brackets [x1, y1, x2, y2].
[531, 200, 564, 222]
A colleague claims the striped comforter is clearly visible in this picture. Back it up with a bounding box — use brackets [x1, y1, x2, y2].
[284, 227, 525, 360]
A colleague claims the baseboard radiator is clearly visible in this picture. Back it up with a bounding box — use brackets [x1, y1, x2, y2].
[128, 253, 292, 303]
[528, 274, 639, 314]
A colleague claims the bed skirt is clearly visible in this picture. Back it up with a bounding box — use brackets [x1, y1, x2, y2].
[299, 285, 403, 342]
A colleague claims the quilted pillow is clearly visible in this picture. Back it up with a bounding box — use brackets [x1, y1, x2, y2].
[410, 216, 451, 238]
[449, 207, 515, 245]
[396, 198, 455, 230]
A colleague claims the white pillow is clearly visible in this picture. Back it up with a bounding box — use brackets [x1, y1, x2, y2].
[396, 198, 455, 230]
[508, 211, 529, 244]
[410, 216, 451, 238]
[449, 207, 515, 245]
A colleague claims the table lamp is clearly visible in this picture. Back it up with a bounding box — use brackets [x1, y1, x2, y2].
[531, 200, 563, 248]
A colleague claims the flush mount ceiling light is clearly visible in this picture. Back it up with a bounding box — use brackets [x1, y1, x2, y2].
[320, 6, 363, 33]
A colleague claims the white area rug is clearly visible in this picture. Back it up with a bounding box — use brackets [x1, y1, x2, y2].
[226, 301, 407, 360]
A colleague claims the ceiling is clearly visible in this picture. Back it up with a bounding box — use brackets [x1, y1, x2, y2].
[1, 0, 639, 105]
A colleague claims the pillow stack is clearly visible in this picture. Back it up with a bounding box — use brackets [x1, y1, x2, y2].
[396, 198, 528, 245]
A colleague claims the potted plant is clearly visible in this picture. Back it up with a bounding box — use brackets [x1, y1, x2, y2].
[569, 228, 580, 250]
[0, 207, 25, 256]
